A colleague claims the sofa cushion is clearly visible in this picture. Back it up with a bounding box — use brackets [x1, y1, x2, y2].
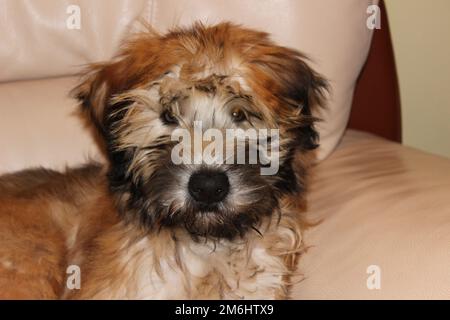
[0, 0, 377, 160]
[0, 77, 102, 174]
[293, 130, 450, 299]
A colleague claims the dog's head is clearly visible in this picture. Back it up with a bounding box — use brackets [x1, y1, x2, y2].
[73, 22, 327, 240]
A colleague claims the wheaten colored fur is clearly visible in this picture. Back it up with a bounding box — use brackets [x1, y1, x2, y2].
[0, 22, 327, 299]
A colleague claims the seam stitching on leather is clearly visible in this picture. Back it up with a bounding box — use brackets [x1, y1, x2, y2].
[143, 0, 152, 25]
[150, 0, 157, 27]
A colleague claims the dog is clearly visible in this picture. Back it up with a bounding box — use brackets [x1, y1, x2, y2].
[0, 22, 327, 299]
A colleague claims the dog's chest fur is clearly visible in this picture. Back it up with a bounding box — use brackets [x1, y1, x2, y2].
[67, 215, 300, 299]
[95, 235, 283, 299]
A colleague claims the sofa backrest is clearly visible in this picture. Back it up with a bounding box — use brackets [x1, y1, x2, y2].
[0, 0, 148, 82]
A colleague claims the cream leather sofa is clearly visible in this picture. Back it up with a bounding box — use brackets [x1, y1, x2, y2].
[1, 0, 449, 299]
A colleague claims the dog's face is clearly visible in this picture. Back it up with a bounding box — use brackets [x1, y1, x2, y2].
[74, 23, 327, 240]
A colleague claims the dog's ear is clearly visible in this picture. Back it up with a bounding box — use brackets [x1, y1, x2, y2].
[281, 55, 328, 151]
[71, 31, 173, 141]
[249, 46, 329, 150]
[71, 58, 134, 139]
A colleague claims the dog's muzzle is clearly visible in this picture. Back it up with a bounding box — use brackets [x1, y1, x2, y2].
[188, 170, 230, 204]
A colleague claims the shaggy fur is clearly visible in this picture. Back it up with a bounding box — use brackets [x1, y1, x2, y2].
[0, 22, 327, 299]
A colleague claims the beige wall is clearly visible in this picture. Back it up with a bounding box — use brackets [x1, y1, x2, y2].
[386, 0, 450, 158]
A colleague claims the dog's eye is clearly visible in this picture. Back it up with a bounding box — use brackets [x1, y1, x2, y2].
[231, 108, 246, 123]
[161, 110, 178, 125]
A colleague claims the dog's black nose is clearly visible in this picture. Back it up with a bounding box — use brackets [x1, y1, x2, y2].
[188, 171, 230, 204]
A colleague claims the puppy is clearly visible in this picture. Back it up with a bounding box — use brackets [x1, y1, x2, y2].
[0, 22, 327, 299]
